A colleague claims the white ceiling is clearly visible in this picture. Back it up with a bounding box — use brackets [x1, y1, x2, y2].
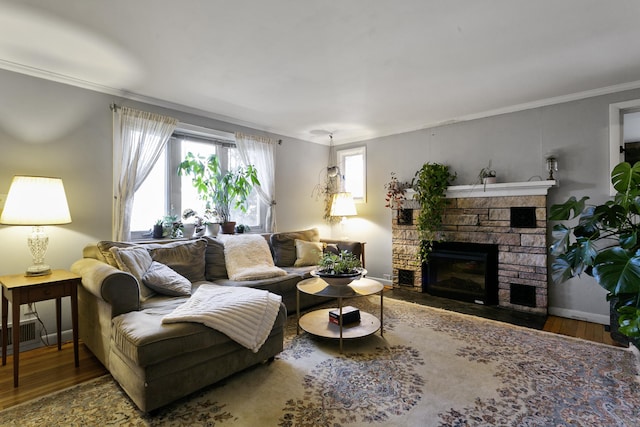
[1, 0, 640, 145]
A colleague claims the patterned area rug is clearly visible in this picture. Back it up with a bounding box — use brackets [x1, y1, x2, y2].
[2, 297, 639, 426]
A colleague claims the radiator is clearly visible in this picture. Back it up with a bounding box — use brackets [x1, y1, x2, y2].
[0, 319, 41, 353]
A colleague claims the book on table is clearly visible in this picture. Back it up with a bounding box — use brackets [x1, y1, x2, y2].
[329, 306, 361, 325]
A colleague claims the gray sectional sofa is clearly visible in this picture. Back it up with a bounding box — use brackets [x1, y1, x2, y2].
[70, 228, 363, 412]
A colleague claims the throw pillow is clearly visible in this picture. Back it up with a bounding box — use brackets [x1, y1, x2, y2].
[203, 236, 228, 280]
[142, 261, 192, 297]
[97, 241, 134, 267]
[220, 234, 287, 281]
[109, 246, 156, 301]
[294, 239, 323, 267]
[324, 243, 340, 255]
[146, 239, 207, 282]
[270, 228, 320, 267]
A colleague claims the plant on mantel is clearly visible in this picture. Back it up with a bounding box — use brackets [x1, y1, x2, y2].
[384, 172, 413, 210]
[550, 161, 640, 346]
[413, 162, 456, 263]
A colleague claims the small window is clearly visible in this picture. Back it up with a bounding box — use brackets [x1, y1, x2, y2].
[337, 146, 366, 202]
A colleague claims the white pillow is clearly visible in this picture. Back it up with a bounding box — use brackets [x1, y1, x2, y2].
[142, 261, 192, 297]
[109, 246, 156, 301]
[294, 239, 323, 267]
[220, 234, 287, 281]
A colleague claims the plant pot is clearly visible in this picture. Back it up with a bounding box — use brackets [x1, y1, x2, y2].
[482, 177, 497, 184]
[206, 223, 220, 237]
[152, 224, 164, 239]
[182, 223, 196, 239]
[311, 268, 367, 287]
[221, 221, 236, 234]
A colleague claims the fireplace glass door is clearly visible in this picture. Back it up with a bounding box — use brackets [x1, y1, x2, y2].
[423, 242, 498, 305]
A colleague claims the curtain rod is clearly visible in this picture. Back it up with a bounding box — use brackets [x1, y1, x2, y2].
[111, 103, 282, 145]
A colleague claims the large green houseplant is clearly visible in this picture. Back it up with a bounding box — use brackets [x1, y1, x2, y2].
[177, 152, 260, 234]
[550, 161, 640, 344]
[413, 162, 456, 263]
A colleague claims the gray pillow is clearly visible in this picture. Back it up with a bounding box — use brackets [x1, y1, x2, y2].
[204, 237, 228, 280]
[146, 239, 207, 282]
[270, 228, 320, 267]
[142, 261, 192, 296]
[97, 240, 134, 267]
[109, 246, 156, 301]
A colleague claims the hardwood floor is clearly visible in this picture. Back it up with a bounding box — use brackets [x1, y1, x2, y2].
[0, 316, 624, 411]
[0, 341, 107, 410]
[543, 315, 620, 347]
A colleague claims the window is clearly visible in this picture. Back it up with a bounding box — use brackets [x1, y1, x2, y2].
[609, 99, 640, 195]
[337, 146, 366, 202]
[129, 126, 266, 239]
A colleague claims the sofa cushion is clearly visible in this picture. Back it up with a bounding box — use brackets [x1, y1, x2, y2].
[109, 246, 156, 301]
[145, 239, 207, 283]
[220, 234, 287, 281]
[97, 241, 134, 267]
[294, 239, 323, 267]
[203, 237, 228, 280]
[111, 292, 286, 367]
[270, 228, 320, 267]
[142, 261, 192, 296]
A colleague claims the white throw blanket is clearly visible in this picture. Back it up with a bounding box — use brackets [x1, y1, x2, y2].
[162, 285, 282, 353]
[219, 234, 287, 281]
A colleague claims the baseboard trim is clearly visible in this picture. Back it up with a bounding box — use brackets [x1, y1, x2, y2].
[367, 276, 392, 287]
[549, 307, 609, 326]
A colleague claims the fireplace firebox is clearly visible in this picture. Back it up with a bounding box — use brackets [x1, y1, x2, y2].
[422, 242, 498, 305]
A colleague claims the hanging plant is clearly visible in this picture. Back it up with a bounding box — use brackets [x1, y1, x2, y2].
[413, 162, 456, 263]
[311, 169, 341, 224]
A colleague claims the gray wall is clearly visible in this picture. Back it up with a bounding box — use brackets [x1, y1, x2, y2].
[2, 66, 639, 341]
[346, 88, 640, 324]
[0, 68, 328, 341]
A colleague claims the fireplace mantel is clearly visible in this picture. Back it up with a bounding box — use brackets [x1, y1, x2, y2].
[445, 180, 556, 198]
[404, 180, 556, 201]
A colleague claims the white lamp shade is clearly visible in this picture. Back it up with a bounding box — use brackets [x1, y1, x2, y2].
[330, 192, 357, 217]
[1, 176, 72, 225]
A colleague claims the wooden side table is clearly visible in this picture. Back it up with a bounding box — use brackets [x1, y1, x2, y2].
[1, 269, 80, 387]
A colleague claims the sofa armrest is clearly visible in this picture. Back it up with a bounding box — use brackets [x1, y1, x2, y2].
[320, 239, 366, 268]
[71, 258, 140, 317]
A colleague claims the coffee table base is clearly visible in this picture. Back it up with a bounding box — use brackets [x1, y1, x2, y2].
[298, 309, 381, 339]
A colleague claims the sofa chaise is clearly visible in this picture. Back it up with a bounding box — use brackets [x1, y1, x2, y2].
[70, 228, 363, 412]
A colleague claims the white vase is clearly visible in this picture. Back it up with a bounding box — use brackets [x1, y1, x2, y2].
[206, 223, 220, 237]
[182, 223, 196, 239]
[482, 177, 497, 184]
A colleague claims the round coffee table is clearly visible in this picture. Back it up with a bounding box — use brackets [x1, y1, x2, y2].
[296, 276, 384, 352]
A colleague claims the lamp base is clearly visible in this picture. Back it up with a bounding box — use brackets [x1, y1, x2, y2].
[25, 264, 52, 277]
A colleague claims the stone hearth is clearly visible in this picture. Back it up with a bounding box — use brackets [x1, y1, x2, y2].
[392, 181, 555, 315]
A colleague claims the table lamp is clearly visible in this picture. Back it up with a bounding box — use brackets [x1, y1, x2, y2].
[0, 176, 72, 276]
[330, 192, 357, 238]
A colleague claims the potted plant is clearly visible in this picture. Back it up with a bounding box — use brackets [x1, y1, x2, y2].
[478, 161, 497, 185]
[152, 218, 165, 238]
[549, 161, 640, 347]
[313, 250, 365, 287]
[177, 152, 260, 234]
[413, 162, 456, 263]
[234, 224, 251, 234]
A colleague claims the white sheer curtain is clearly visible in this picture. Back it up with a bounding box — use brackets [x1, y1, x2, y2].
[112, 106, 177, 241]
[235, 132, 278, 232]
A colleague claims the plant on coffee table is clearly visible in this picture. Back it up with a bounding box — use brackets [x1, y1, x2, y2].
[318, 250, 362, 275]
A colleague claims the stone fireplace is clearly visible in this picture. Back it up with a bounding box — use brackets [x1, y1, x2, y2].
[392, 181, 555, 315]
